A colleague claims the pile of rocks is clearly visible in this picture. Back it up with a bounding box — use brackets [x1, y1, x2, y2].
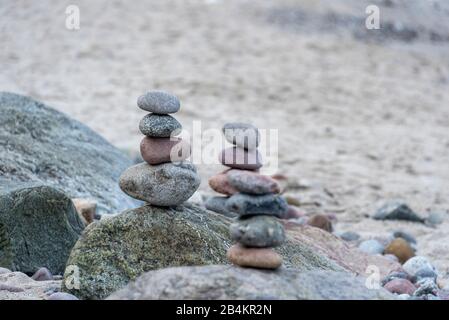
[119, 91, 200, 206]
[207, 122, 288, 269]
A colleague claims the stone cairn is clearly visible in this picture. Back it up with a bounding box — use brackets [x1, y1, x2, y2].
[206, 123, 288, 269]
[119, 91, 200, 206]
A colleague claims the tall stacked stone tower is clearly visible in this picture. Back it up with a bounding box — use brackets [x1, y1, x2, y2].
[119, 91, 200, 206]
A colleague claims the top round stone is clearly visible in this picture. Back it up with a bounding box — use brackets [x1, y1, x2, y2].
[222, 122, 259, 150]
[137, 91, 180, 114]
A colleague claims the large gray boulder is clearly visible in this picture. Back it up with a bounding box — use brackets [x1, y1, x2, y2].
[108, 265, 395, 300]
[62, 204, 400, 300]
[0, 92, 137, 213]
[0, 185, 85, 274]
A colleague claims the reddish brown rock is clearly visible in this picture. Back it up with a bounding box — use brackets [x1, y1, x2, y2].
[383, 278, 416, 295]
[384, 238, 415, 264]
[140, 136, 190, 165]
[208, 171, 238, 196]
[307, 214, 333, 233]
[219, 147, 262, 170]
[227, 244, 282, 269]
[226, 169, 281, 195]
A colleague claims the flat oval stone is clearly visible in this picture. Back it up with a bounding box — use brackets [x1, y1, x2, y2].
[227, 169, 280, 195]
[219, 147, 262, 170]
[204, 196, 236, 218]
[227, 244, 282, 269]
[208, 171, 238, 196]
[230, 216, 285, 247]
[226, 193, 288, 217]
[119, 161, 200, 206]
[139, 114, 182, 138]
[222, 122, 259, 150]
[140, 136, 190, 165]
[137, 91, 180, 114]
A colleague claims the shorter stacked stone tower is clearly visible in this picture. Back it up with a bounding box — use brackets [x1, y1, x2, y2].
[208, 123, 288, 269]
[119, 91, 200, 206]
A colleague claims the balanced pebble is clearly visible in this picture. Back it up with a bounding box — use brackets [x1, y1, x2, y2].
[226, 193, 288, 218]
[222, 122, 260, 150]
[230, 216, 285, 248]
[208, 172, 238, 196]
[119, 161, 200, 206]
[227, 244, 282, 269]
[137, 91, 180, 114]
[219, 147, 262, 170]
[226, 169, 280, 195]
[139, 114, 182, 137]
[140, 136, 190, 165]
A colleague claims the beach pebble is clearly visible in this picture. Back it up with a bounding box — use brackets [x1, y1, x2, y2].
[383, 278, 416, 295]
[414, 278, 438, 296]
[414, 268, 438, 282]
[230, 216, 285, 248]
[397, 294, 411, 300]
[219, 147, 263, 170]
[140, 136, 191, 165]
[393, 230, 417, 244]
[0, 267, 11, 274]
[381, 271, 415, 286]
[372, 201, 424, 223]
[139, 114, 182, 137]
[384, 254, 400, 263]
[227, 244, 282, 269]
[47, 292, 79, 300]
[227, 169, 280, 195]
[137, 91, 180, 114]
[31, 267, 53, 281]
[307, 214, 333, 233]
[284, 206, 305, 219]
[208, 172, 238, 196]
[226, 193, 288, 218]
[205, 196, 236, 218]
[119, 161, 200, 206]
[339, 231, 360, 242]
[425, 212, 444, 226]
[222, 122, 260, 150]
[403, 256, 436, 277]
[384, 238, 415, 264]
[358, 239, 385, 255]
[284, 195, 301, 206]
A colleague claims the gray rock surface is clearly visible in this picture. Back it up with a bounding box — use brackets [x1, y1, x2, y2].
[205, 196, 237, 218]
[0, 92, 137, 214]
[107, 265, 395, 300]
[119, 161, 200, 206]
[137, 91, 180, 114]
[139, 113, 182, 137]
[0, 185, 85, 274]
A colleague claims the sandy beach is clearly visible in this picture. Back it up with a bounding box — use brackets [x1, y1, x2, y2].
[1, 0, 449, 277]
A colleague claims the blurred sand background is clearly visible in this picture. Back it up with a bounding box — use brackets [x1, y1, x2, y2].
[1, 0, 449, 275]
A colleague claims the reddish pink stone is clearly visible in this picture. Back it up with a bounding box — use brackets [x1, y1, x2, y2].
[140, 136, 190, 165]
[383, 278, 416, 295]
[208, 171, 238, 196]
[226, 169, 280, 195]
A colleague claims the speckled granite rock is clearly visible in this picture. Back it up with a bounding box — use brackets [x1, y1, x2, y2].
[107, 265, 395, 300]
